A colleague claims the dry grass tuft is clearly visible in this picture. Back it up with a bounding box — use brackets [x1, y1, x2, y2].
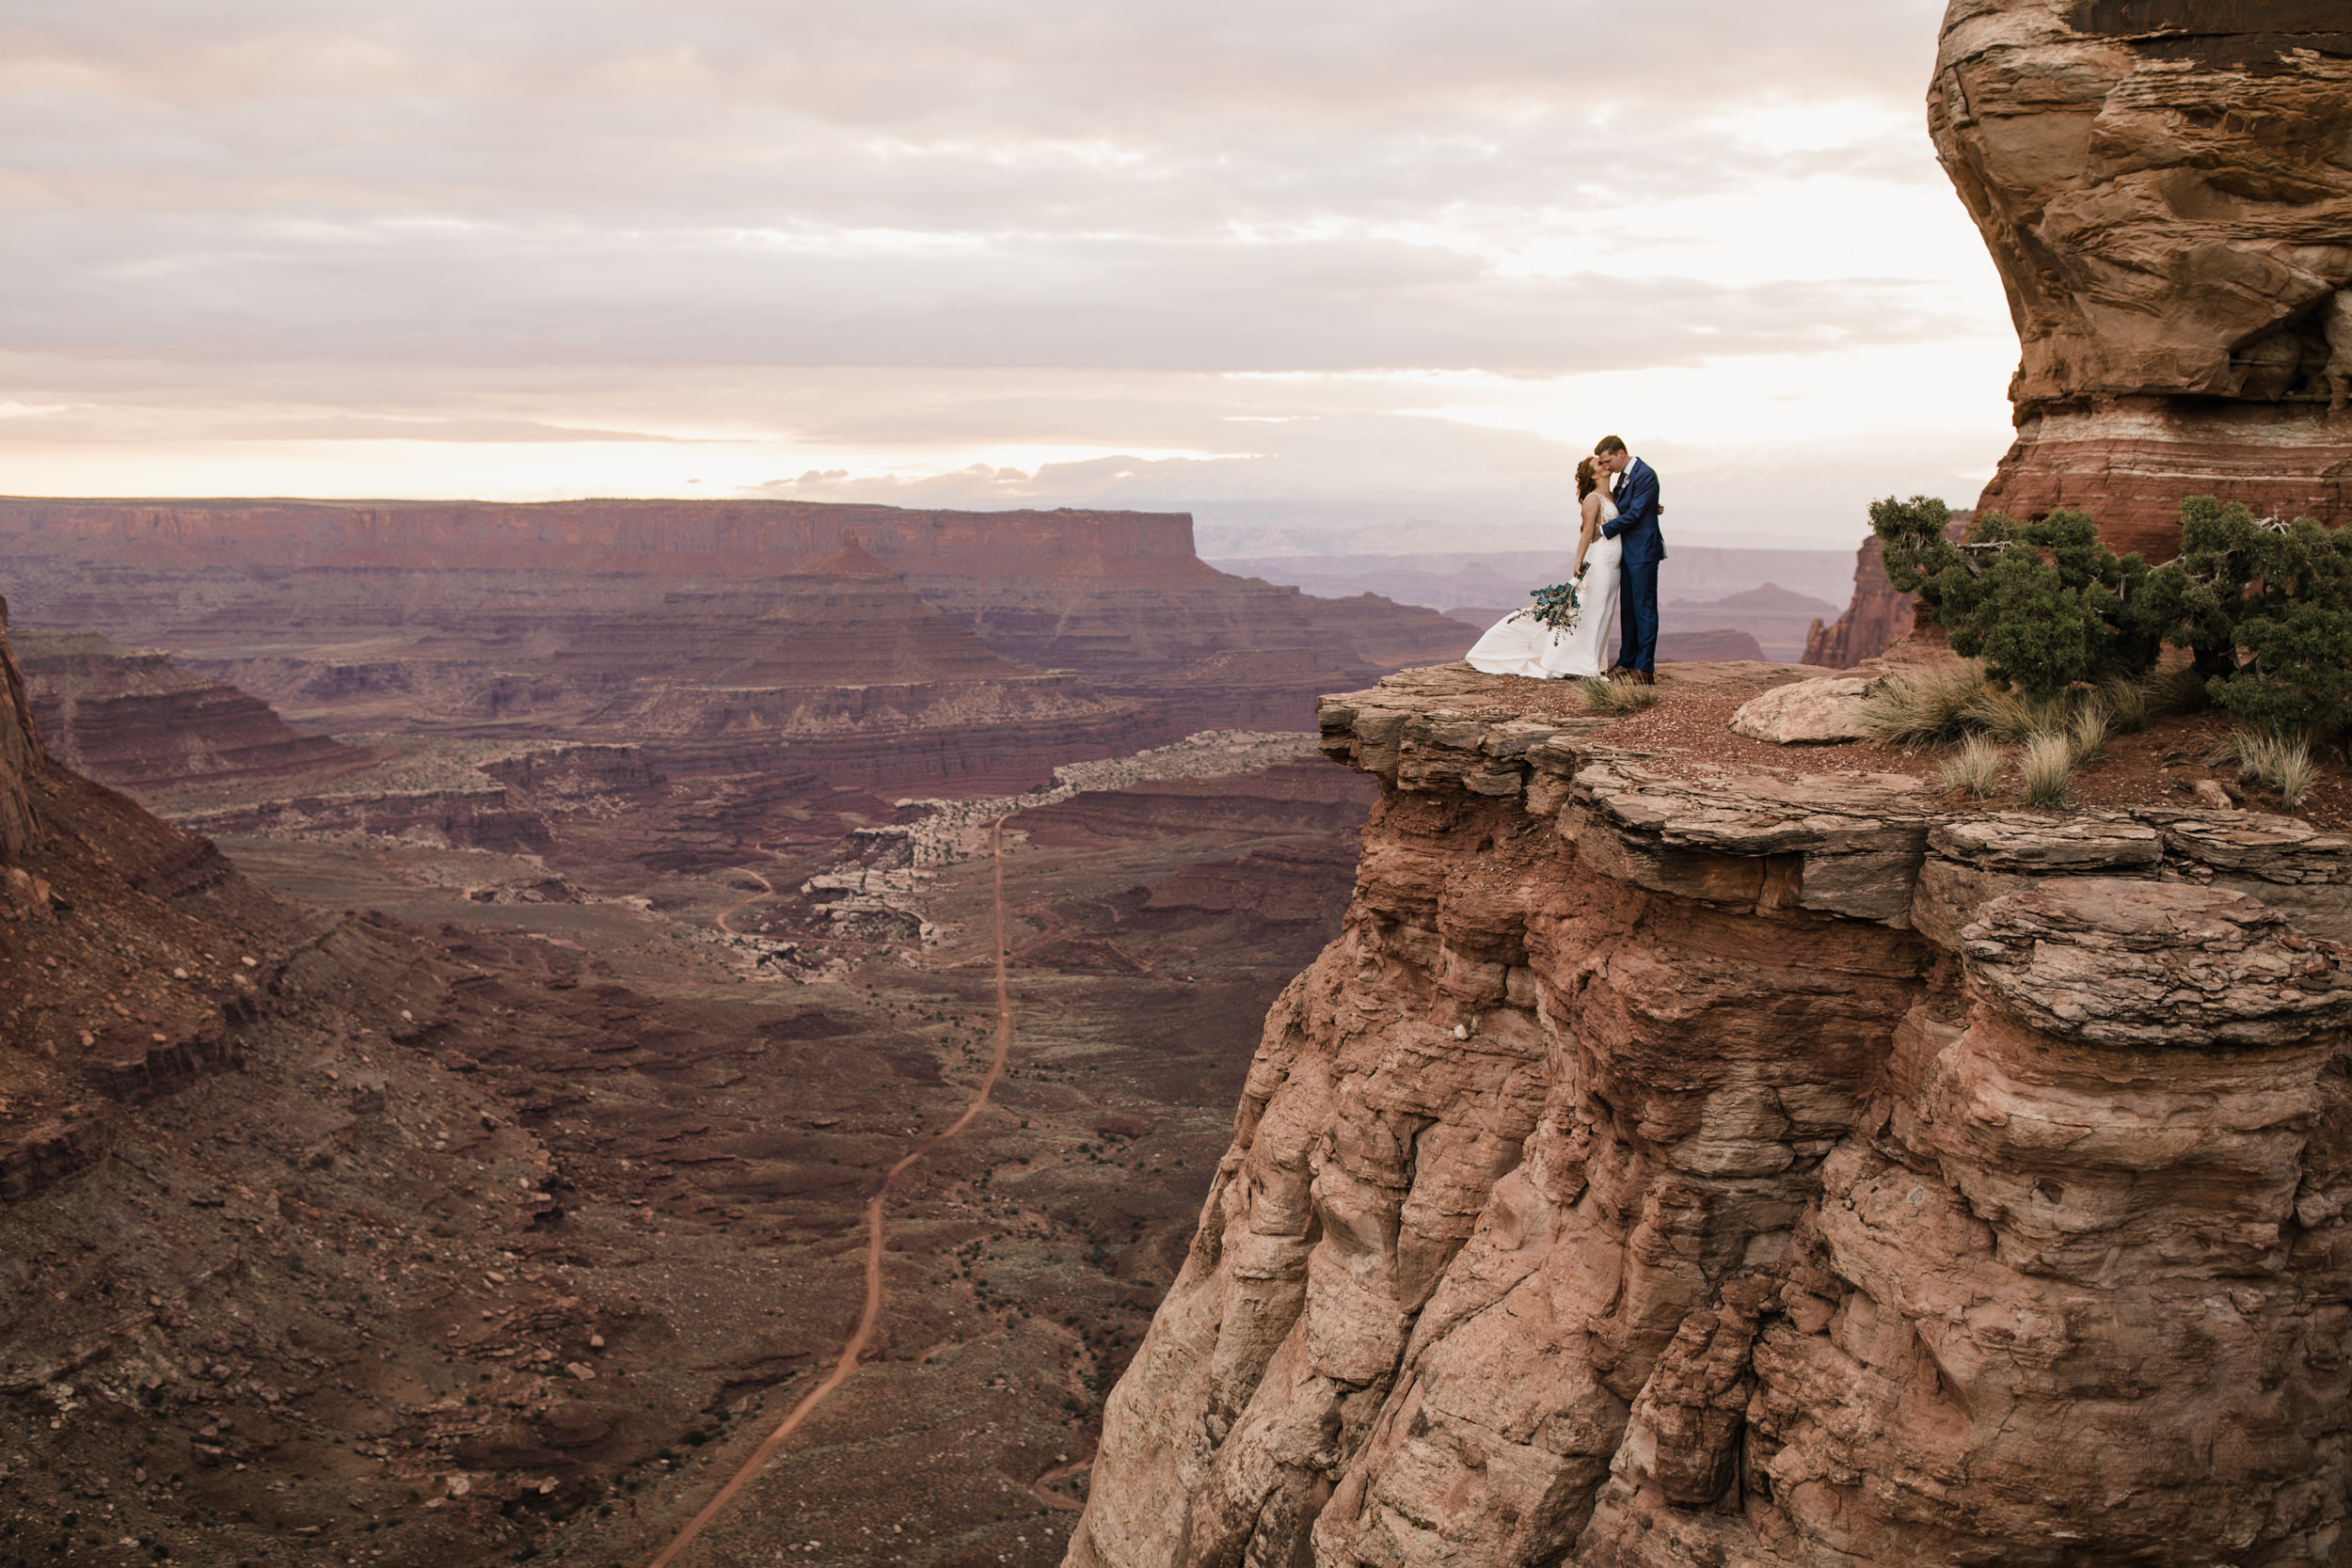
[1938, 734, 2004, 800]
[2070, 705, 2109, 768]
[1856, 669, 1986, 749]
[1963, 684, 2072, 746]
[2219, 728, 2317, 810]
[1580, 676, 1661, 715]
[2094, 674, 2152, 734]
[2017, 732, 2074, 808]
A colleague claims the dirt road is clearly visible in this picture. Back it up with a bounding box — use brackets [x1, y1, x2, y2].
[646, 817, 1019, 1568]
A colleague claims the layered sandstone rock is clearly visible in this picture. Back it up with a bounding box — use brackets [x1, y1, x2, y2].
[1801, 538, 1914, 670]
[1066, 662, 2352, 1567]
[0, 498, 1470, 748]
[0, 600, 40, 863]
[1932, 0, 2352, 558]
[12, 626, 363, 796]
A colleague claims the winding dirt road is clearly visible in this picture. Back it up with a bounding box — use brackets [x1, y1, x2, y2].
[646, 818, 1019, 1568]
[713, 863, 776, 936]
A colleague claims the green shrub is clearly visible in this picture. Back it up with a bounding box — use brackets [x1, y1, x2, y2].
[1871, 498, 2156, 701]
[2130, 498, 2352, 736]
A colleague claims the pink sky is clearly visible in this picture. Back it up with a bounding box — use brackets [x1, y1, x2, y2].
[0, 0, 2013, 552]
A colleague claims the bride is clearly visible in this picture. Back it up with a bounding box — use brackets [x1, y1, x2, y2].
[1466, 456, 1621, 678]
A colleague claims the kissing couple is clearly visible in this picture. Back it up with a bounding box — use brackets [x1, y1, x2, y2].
[1465, 435, 1666, 682]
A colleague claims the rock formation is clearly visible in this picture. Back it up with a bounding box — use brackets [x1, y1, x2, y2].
[12, 625, 367, 796]
[0, 599, 40, 863]
[1934, 0, 2352, 558]
[1662, 584, 1840, 662]
[1065, 662, 2352, 1566]
[1801, 539, 1914, 669]
[0, 499, 1470, 759]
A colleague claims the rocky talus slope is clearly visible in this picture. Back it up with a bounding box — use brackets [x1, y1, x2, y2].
[1934, 0, 2352, 557]
[1068, 664, 2352, 1566]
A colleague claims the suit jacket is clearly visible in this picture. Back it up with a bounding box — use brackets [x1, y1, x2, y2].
[1600, 458, 1667, 564]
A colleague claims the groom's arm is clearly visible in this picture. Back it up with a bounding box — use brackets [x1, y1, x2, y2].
[1600, 467, 1659, 538]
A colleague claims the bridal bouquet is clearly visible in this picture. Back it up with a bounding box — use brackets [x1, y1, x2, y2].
[1522, 578, 1581, 633]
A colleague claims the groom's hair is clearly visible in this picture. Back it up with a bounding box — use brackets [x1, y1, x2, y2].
[1593, 435, 1627, 457]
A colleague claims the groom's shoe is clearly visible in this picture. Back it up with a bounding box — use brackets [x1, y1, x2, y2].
[1633, 670, 1656, 685]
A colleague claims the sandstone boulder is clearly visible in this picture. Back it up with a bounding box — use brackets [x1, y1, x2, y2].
[1725, 675, 1876, 744]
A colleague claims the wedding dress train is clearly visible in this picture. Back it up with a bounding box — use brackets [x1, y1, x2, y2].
[1465, 498, 1622, 678]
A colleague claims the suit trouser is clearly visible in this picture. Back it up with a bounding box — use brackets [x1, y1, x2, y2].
[1616, 559, 1660, 673]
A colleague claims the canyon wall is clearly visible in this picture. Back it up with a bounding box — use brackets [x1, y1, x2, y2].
[0, 600, 40, 863]
[12, 626, 363, 794]
[1933, 0, 2352, 559]
[1067, 663, 2352, 1567]
[0, 499, 1471, 774]
[1801, 540, 1913, 670]
[0, 497, 1213, 578]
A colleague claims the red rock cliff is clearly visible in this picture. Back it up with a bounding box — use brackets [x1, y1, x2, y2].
[0, 498, 1471, 746]
[1065, 663, 2352, 1567]
[1932, 1, 2352, 559]
[12, 626, 361, 796]
[0, 599, 42, 863]
[1801, 538, 1914, 669]
[0, 497, 1215, 578]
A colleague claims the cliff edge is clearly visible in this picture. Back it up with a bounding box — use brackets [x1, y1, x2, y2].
[1067, 663, 2352, 1566]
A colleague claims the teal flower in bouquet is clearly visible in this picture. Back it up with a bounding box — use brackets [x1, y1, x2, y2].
[1526, 579, 1581, 633]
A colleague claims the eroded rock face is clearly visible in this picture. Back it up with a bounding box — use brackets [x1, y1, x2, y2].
[1065, 663, 2352, 1567]
[1933, 0, 2352, 558]
[1802, 538, 1915, 670]
[0, 497, 1471, 752]
[0, 599, 43, 862]
[12, 626, 360, 793]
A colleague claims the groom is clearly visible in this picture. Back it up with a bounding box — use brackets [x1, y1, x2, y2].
[1595, 435, 1665, 683]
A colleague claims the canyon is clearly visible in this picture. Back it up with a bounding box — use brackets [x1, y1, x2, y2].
[1067, 662, 2352, 1567]
[0, 499, 1471, 790]
[0, 571, 1393, 1568]
[15, 8, 2352, 1565]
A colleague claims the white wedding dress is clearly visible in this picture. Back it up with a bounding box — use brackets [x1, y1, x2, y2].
[1465, 496, 1622, 678]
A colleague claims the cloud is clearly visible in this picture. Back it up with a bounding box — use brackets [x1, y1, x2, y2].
[0, 0, 2019, 548]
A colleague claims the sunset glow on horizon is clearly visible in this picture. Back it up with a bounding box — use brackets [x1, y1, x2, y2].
[1, 0, 2013, 553]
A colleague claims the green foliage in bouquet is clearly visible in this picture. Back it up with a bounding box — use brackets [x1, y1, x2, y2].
[1527, 579, 1581, 633]
[1869, 496, 2155, 702]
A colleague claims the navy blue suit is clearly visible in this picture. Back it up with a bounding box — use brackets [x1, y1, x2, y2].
[1599, 457, 1666, 673]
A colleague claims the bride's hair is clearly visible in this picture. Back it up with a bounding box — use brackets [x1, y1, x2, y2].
[1575, 456, 1598, 499]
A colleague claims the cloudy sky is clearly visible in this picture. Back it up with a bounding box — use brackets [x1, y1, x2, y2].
[0, 0, 2014, 554]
